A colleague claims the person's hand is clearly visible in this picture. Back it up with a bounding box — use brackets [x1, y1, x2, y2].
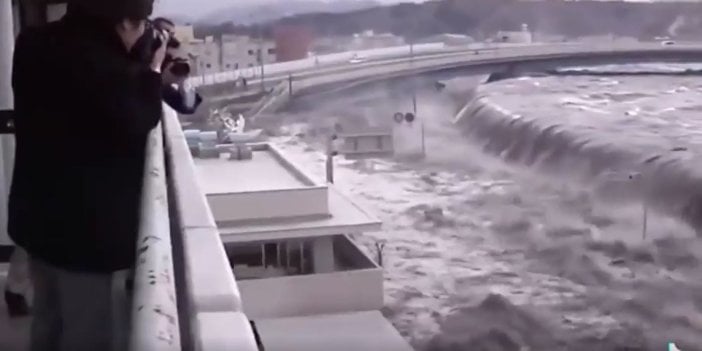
[162, 62, 187, 86]
[150, 30, 168, 73]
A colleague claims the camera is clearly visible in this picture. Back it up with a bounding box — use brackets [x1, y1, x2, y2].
[145, 21, 191, 77]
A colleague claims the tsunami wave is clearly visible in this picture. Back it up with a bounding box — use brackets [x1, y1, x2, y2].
[453, 92, 702, 233]
[547, 63, 702, 77]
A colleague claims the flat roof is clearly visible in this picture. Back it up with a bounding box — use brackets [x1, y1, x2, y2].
[194, 149, 309, 194]
[218, 186, 381, 242]
[254, 311, 413, 351]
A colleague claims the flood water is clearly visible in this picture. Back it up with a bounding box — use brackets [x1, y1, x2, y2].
[270, 64, 702, 351]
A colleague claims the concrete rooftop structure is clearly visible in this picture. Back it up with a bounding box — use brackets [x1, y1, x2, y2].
[193, 143, 382, 242]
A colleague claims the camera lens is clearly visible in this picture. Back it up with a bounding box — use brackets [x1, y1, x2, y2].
[170, 61, 191, 76]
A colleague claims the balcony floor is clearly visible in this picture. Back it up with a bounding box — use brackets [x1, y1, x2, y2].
[0, 272, 30, 351]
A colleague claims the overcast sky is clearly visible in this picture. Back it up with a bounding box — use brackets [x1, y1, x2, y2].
[152, 0, 702, 18]
[153, 0, 426, 18]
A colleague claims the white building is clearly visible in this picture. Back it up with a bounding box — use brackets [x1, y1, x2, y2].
[350, 31, 405, 50]
[185, 141, 414, 350]
[417, 33, 475, 46]
[176, 30, 277, 75]
[495, 24, 533, 44]
[220, 34, 276, 72]
[174, 24, 196, 44]
[188, 36, 221, 75]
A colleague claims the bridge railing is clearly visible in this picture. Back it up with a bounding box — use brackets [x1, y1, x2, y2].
[129, 104, 259, 351]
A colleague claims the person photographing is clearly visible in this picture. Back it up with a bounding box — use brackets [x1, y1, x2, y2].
[133, 17, 203, 115]
[10, 0, 168, 350]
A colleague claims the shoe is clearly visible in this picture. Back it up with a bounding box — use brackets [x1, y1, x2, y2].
[4, 290, 30, 317]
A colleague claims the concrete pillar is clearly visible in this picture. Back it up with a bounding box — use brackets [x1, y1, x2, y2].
[312, 236, 334, 274]
[0, 0, 15, 246]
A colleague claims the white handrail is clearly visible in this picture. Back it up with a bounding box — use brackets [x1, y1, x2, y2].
[161, 105, 257, 350]
[129, 117, 181, 351]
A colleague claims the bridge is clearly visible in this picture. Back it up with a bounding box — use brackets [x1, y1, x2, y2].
[196, 43, 702, 112]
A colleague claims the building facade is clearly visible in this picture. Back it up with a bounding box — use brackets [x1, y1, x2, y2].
[220, 34, 276, 72]
[350, 31, 405, 50]
[495, 24, 533, 44]
[189, 37, 221, 75]
[273, 25, 313, 62]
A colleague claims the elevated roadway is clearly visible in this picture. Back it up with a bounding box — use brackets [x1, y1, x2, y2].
[200, 43, 702, 118]
[196, 43, 702, 106]
[289, 43, 702, 96]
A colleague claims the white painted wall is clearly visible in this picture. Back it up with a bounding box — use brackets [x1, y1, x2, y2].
[238, 267, 383, 319]
[393, 120, 425, 158]
[312, 236, 334, 274]
[221, 37, 276, 72]
[191, 40, 221, 75]
[237, 235, 383, 319]
[207, 187, 329, 224]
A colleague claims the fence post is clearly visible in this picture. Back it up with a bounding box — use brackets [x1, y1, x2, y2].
[288, 74, 293, 97]
[375, 240, 387, 267]
[326, 135, 338, 184]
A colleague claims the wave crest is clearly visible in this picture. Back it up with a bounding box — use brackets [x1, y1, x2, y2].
[453, 93, 702, 232]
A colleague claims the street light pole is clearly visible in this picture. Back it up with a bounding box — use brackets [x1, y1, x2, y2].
[409, 25, 417, 116]
[258, 24, 265, 92]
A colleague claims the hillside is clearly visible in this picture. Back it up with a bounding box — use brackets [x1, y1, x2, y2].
[197, 0, 382, 26]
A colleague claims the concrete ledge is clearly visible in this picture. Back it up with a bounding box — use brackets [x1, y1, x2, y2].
[254, 311, 414, 351]
[183, 227, 243, 313]
[195, 312, 258, 351]
[163, 108, 217, 230]
[162, 108, 243, 314]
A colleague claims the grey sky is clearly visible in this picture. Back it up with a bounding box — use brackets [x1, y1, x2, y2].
[153, 0, 426, 18]
[153, 0, 702, 18]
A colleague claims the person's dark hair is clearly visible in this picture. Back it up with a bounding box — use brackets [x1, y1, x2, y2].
[152, 17, 175, 28]
[68, 0, 154, 25]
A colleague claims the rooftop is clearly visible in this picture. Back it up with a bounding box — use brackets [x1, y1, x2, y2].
[193, 143, 381, 241]
[195, 146, 312, 193]
[218, 186, 382, 242]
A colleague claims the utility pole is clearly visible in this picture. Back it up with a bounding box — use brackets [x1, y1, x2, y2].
[258, 24, 265, 92]
[326, 135, 338, 184]
[288, 74, 293, 97]
[409, 23, 417, 116]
